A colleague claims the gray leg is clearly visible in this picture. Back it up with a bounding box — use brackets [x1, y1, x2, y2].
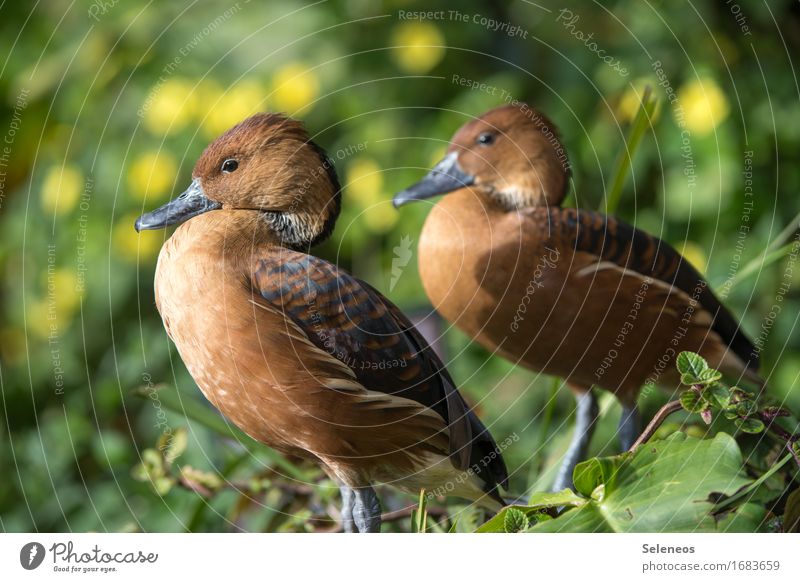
[617, 403, 640, 451]
[552, 390, 599, 491]
[352, 486, 381, 533]
[340, 485, 356, 533]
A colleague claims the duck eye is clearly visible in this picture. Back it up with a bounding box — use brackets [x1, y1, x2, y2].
[221, 159, 239, 173]
[477, 132, 495, 146]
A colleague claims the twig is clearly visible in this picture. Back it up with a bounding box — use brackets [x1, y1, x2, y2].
[628, 400, 684, 452]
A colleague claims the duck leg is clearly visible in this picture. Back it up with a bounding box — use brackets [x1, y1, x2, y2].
[552, 388, 599, 492]
[352, 486, 381, 533]
[617, 403, 641, 451]
[340, 485, 356, 533]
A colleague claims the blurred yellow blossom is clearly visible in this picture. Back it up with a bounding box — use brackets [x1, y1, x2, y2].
[127, 151, 178, 202]
[678, 241, 707, 274]
[362, 203, 398, 233]
[41, 164, 83, 215]
[346, 157, 396, 233]
[25, 299, 51, 339]
[202, 80, 264, 138]
[346, 157, 383, 206]
[45, 268, 83, 315]
[617, 82, 662, 125]
[26, 269, 82, 339]
[678, 78, 730, 136]
[271, 63, 320, 113]
[391, 22, 445, 74]
[114, 213, 164, 262]
[142, 78, 198, 135]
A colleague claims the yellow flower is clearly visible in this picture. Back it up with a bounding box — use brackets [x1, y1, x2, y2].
[127, 151, 178, 202]
[678, 241, 707, 274]
[678, 78, 730, 136]
[41, 164, 83, 215]
[114, 213, 164, 262]
[271, 63, 320, 113]
[346, 158, 396, 233]
[391, 22, 445, 74]
[142, 78, 198, 135]
[202, 80, 264, 138]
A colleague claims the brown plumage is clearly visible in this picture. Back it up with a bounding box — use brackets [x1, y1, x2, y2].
[135, 113, 507, 532]
[393, 104, 762, 489]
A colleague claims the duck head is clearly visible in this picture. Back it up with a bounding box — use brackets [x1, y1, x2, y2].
[135, 113, 341, 249]
[393, 104, 571, 210]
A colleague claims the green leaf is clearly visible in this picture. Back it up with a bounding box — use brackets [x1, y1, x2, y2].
[680, 389, 707, 413]
[131, 448, 166, 482]
[783, 488, 800, 533]
[696, 368, 723, 385]
[573, 456, 624, 498]
[680, 373, 699, 386]
[130, 463, 149, 482]
[160, 427, 188, 464]
[180, 465, 223, 490]
[735, 418, 765, 434]
[529, 433, 762, 532]
[708, 384, 731, 408]
[676, 351, 709, 381]
[476, 490, 586, 533]
[153, 476, 175, 496]
[723, 405, 740, 420]
[504, 508, 529, 533]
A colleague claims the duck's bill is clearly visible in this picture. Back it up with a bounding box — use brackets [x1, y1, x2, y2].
[135, 179, 221, 231]
[392, 152, 475, 207]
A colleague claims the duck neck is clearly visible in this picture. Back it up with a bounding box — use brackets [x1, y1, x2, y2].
[171, 210, 279, 269]
[263, 198, 339, 251]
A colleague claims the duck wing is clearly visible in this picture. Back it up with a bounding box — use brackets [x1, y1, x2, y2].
[252, 248, 509, 490]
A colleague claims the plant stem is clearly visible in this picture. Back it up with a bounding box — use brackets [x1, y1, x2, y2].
[628, 400, 684, 452]
[766, 207, 800, 253]
[603, 85, 658, 214]
[721, 241, 797, 293]
[758, 411, 800, 469]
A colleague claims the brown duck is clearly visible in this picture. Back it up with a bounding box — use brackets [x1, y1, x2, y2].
[393, 104, 762, 491]
[135, 113, 507, 532]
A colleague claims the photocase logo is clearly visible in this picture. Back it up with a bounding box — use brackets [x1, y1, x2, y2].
[389, 235, 414, 291]
[19, 542, 46, 570]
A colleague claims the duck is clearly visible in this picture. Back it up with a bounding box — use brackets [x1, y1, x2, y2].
[134, 113, 508, 532]
[393, 103, 762, 492]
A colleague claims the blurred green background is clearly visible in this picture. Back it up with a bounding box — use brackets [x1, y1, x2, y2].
[1, 0, 799, 532]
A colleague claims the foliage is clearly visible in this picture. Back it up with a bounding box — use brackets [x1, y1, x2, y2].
[477, 353, 799, 533]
